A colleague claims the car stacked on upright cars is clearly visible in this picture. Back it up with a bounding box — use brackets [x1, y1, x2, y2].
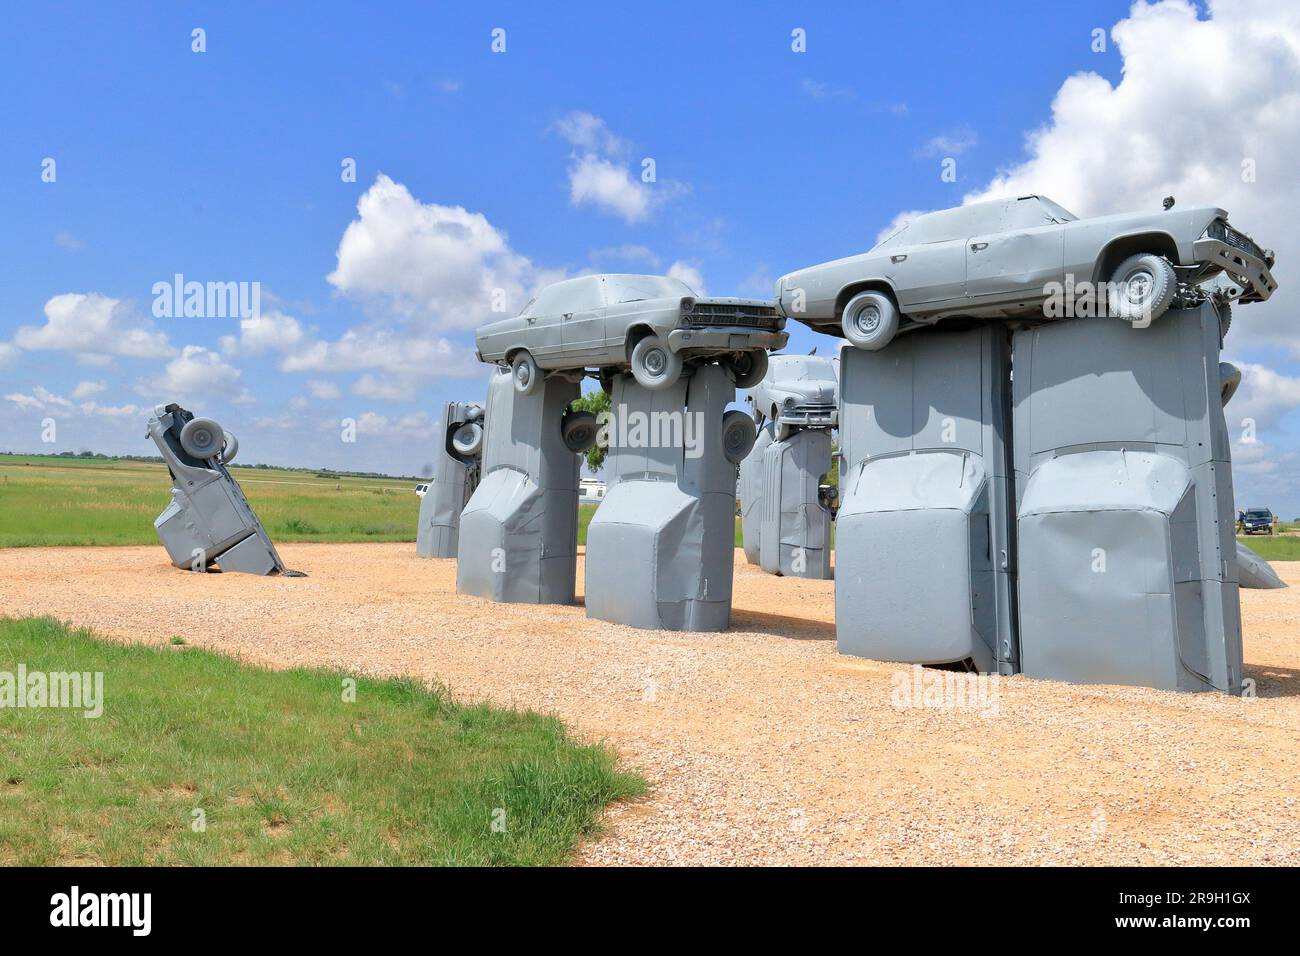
[475, 274, 788, 392]
[775, 195, 1275, 350]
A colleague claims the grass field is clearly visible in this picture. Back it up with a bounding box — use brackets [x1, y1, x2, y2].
[0, 454, 740, 547]
[0, 453, 422, 547]
[1237, 535, 1300, 562]
[0, 616, 644, 865]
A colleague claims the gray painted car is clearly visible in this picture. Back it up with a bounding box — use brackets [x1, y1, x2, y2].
[743, 352, 838, 441]
[776, 195, 1276, 350]
[476, 273, 788, 392]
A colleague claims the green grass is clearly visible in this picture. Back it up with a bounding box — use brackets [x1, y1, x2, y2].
[1, 453, 744, 548]
[1236, 535, 1300, 562]
[0, 454, 420, 546]
[0, 616, 644, 866]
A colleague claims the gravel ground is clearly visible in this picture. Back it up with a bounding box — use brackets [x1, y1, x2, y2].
[2, 543, 1298, 866]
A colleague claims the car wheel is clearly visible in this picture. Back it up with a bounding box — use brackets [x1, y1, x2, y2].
[218, 430, 239, 464]
[1219, 362, 1242, 407]
[630, 335, 683, 391]
[511, 350, 543, 395]
[841, 291, 900, 350]
[774, 420, 793, 442]
[1108, 254, 1176, 326]
[450, 421, 484, 459]
[561, 409, 598, 453]
[180, 417, 224, 459]
[599, 369, 616, 396]
[720, 409, 757, 464]
[723, 349, 769, 388]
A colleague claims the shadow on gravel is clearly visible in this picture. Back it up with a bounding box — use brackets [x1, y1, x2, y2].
[730, 609, 836, 641]
[1242, 663, 1300, 698]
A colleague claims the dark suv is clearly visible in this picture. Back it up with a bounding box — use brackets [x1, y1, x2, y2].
[1240, 508, 1276, 535]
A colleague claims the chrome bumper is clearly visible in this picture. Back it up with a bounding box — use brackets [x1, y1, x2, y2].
[1193, 237, 1277, 303]
[667, 326, 789, 353]
[777, 405, 838, 428]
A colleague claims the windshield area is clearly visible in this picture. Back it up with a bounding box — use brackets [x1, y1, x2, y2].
[607, 275, 693, 303]
[871, 226, 909, 251]
[1246, 510, 1272, 519]
[1038, 197, 1078, 223]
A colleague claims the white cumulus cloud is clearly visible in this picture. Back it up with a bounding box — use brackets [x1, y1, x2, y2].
[553, 111, 685, 224]
[14, 293, 174, 363]
[137, 345, 252, 405]
[327, 174, 560, 328]
[666, 260, 707, 295]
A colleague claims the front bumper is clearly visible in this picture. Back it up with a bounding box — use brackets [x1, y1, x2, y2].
[777, 404, 837, 428]
[1193, 237, 1277, 303]
[667, 326, 789, 353]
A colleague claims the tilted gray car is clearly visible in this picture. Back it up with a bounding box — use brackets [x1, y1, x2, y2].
[776, 195, 1276, 350]
[743, 352, 838, 441]
[475, 273, 788, 392]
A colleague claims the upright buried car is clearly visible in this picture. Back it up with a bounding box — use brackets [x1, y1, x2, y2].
[776, 195, 1276, 350]
[475, 273, 787, 391]
[743, 352, 838, 441]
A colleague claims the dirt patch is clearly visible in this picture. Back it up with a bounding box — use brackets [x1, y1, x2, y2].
[1, 543, 1297, 865]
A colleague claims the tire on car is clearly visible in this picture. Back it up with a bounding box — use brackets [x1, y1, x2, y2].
[722, 349, 769, 388]
[180, 417, 225, 459]
[720, 409, 757, 464]
[840, 290, 900, 351]
[510, 350, 543, 395]
[218, 430, 239, 464]
[450, 421, 484, 459]
[1219, 362, 1242, 407]
[629, 334, 683, 391]
[1217, 300, 1232, 339]
[1107, 253, 1176, 326]
[561, 409, 599, 453]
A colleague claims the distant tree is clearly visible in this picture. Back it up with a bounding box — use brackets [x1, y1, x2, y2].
[571, 388, 611, 473]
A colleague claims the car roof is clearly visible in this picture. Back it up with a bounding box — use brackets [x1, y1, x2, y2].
[889, 195, 1064, 245]
[533, 273, 694, 304]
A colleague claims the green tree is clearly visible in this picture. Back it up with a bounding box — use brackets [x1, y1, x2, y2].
[571, 388, 612, 473]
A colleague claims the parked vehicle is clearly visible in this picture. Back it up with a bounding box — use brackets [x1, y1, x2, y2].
[1241, 508, 1277, 535]
[415, 483, 429, 498]
[579, 478, 607, 503]
[775, 195, 1276, 350]
[475, 274, 788, 392]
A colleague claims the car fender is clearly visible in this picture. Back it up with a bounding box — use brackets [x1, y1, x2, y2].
[834, 274, 901, 320]
[1082, 227, 1182, 285]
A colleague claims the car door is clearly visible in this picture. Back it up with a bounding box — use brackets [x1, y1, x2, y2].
[966, 199, 1065, 301]
[879, 208, 970, 312]
[887, 239, 968, 311]
[559, 276, 608, 363]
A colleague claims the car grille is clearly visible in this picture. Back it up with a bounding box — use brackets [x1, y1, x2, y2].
[1208, 219, 1265, 261]
[687, 302, 780, 329]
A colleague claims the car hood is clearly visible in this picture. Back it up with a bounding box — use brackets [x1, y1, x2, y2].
[693, 296, 778, 308]
[1073, 205, 1228, 237]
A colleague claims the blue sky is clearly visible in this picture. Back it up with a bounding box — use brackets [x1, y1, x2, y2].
[4, 1, 1299, 510]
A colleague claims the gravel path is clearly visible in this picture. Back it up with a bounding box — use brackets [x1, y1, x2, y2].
[2, 543, 1298, 865]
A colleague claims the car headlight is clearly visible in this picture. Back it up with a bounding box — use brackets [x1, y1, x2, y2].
[680, 296, 695, 316]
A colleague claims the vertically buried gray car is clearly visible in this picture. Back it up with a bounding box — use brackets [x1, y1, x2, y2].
[776, 195, 1276, 350]
[743, 352, 838, 440]
[475, 274, 788, 392]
